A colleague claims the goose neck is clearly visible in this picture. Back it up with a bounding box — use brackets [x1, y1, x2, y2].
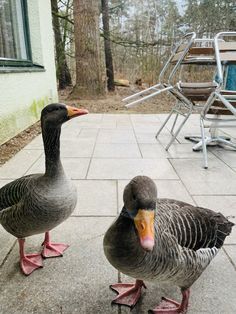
[42, 125, 64, 177]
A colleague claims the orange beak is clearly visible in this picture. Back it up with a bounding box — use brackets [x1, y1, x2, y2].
[134, 209, 155, 251]
[66, 105, 89, 119]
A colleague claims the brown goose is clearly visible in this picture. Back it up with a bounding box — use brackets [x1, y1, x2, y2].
[0, 103, 88, 275]
[103, 176, 234, 313]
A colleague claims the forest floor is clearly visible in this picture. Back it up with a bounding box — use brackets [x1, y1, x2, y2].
[0, 85, 172, 166]
[61, 85, 173, 114]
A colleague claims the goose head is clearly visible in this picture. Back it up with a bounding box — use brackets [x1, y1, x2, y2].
[41, 103, 88, 128]
[40, 103, 88, 176]
[123, 176, 157, 252]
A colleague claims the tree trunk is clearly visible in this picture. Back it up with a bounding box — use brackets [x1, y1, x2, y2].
[72, 0, 104, 97]
[101, 0, 115, 92]
[51, 0, 72, 90]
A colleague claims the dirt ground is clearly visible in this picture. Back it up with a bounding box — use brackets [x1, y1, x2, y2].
[0, 86, 172, 166]
[60, 86, 173, 114]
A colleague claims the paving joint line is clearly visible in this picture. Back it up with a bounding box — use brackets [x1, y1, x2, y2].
[167, 158, 197, 206]
[0, 239, 17, 268]
[223, 247, 236, 271]
[130, 114, 144, 159]
[84, 120, 101, 179]
[22, 151, 44, 176]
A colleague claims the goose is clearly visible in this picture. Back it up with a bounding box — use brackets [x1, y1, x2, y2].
[0, 103, 88, 275]
[103, 176, 234, 313]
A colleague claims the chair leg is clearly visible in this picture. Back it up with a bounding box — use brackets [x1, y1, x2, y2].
[217, 137, 236, 149]
[155, 109, 175, 138]
[200, 117, 208, 169]
[170, 113, 179, 135]
[165, 112, 191, 151]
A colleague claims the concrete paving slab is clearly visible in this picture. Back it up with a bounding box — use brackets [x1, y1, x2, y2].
[60, 139, 95, 158]
[75, 121, 102, 129]
[211, 149, 236, 168]
[130, 114, 160, 123]
[158, 113, 200, 126]
[0, 150, 43, 179]
[93, 143, 141, 158]
[193, 195, 236, 244]
[59, 124, 82, 140]
[167, 143, 214, 159]
[0, 226, 16, 266]
[79, 113, 103, 122]
[73, 180, 117, 216]
[0, 217, 118, 314]
[170, 158, 236, 195]
[1, 112, 236, 314]
[26, 156, 90, 179]
[78, 128, 99, 141]
[177, 179, 236, 196]
[87, 158, 178, 180]
[224, 246, 236, 268]
[101, 114, 119, 120]
[116, 119, 133, 130]
[119, 250, 236, 314]
[136, 132, 160, 143]
[139, 143, 170, 158]
[23, 135, 43, 150]
[118, 180, 194, 210]
[103, 114, 130, 122]
[132, 123, 166, 133]
[100, 121, 119, 129]
[0, 179, 11, 188]
[97, 129, 136, 144]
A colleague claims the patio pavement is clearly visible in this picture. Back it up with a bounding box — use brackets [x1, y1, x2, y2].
[0, 113, 236, 314]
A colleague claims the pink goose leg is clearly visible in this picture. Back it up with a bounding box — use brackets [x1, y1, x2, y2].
[149, 288, 190, 314]
[42, 231, 69, 258]
[18, 239, 43, 275]
[110, 280, 146, 308]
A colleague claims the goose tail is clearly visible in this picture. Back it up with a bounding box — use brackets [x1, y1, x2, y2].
[215, 213, 234, 249]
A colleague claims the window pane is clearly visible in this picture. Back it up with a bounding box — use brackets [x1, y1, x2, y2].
[0, 0, 28, 60]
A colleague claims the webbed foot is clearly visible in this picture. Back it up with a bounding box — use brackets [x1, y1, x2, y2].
[110, 280, 146, 308]
[20, 253, 43, 275]
[42, 242, 69, 258]
[42, 231, 69, 258]
[149, 289, 190, 314]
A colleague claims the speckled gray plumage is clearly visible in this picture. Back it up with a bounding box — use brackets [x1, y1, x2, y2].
[0, 173, 77, 238]
[104, 177, 234, 290]
[0, 104, 77, 239]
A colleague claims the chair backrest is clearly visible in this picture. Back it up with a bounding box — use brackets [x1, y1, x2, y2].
[175, 34, 236, 104]
[173, 38, 215, 65]
[214, 32, 236, 86]
[159, 32, 196, 84]
[204, 32, 236, 116]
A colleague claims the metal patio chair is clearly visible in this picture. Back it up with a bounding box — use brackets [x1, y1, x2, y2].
[194, 32, 236, 168]
[122, 32, 196, 108]
[155, 37, 218, 150]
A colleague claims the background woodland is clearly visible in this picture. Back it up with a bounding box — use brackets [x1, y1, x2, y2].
[51, 0, 236, 97]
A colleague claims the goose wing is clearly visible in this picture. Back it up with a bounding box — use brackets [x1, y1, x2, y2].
[158, 198, 234, 251]
[0, 174, 40, 211]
